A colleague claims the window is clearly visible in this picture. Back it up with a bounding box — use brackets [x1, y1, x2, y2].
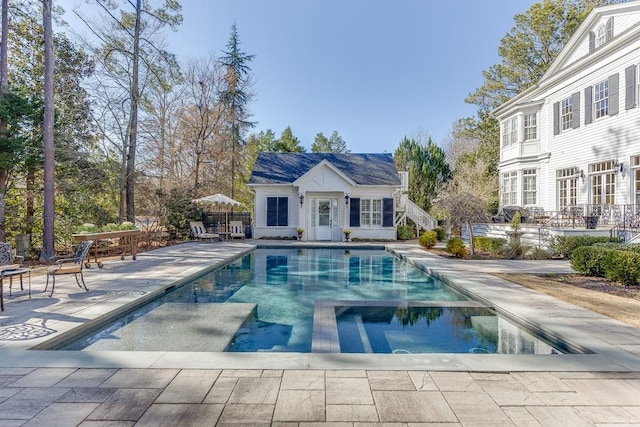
[596, 24, 606, 48]
[360, 199, 382, 226]
[501, 171, 517, 206]
[523, 113, 537, 141]
[522, 169, 537, 205]
[589, 161, 616, 205]
[502, 117, 518, 147]
[633, 156, 640, 205]
[561, 97, 572, 131]
[266, 197, 288, 226]
[556, 167, 579, 210]
[594, 80, 609, 119]
[372, 199, 382, 226]
[360, 199, 371, 226]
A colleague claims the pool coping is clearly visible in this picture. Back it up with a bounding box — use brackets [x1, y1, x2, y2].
[1, 241, 639, 372]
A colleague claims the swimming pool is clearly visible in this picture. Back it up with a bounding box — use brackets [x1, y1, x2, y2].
[56, 248, 569, 354]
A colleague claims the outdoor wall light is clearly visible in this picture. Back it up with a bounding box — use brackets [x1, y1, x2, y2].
[580, 169, 585, 182]
[345, 194, 350, 205]
[613, 159, 622, 173]
[299, 194, 304, 206]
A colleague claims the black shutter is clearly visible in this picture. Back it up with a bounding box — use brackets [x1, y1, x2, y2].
[350, 198, 360, 227]
[266, 197, 277, 226]
[585, 86, 593, 124]
[277, 197, 288, 226]
[609, 73, 619, 116]
[382, 198, 394, 227]
[626, 65, 637, 110]
[589, 31, 595, 52]
[606, 17, 613, 42]
[571, 92, 580, 129]
[553, 102, 560, 135]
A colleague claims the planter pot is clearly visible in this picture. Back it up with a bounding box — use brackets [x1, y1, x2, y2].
[584, 215, 599, 229]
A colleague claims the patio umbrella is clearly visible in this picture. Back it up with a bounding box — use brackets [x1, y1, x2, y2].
[192, 193, 241, 232]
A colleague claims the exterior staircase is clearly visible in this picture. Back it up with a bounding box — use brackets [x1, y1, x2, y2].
[394, 172, 437, 232]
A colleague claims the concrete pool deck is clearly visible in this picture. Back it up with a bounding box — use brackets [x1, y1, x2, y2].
[0, 240, 639, 425]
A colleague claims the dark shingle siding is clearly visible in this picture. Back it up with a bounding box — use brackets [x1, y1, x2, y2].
[249, 153, 401, 186]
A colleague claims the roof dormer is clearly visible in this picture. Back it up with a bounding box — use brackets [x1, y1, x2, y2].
[589, 17, 613, 52]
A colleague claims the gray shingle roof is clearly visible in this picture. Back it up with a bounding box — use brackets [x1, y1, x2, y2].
[249, 153, 401, 186]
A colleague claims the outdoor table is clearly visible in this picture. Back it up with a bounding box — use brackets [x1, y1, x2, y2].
[0, 267, 31, 312]
[72, 230, 141, 268]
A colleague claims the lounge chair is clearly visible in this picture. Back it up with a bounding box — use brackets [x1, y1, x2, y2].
[229, 221, 245, 239]
[189, 221, 220, 241]
[45, 240, 93, 297]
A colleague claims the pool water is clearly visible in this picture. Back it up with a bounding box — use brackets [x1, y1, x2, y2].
[336, 305, 562, 354]
[61, 248, 469, 352]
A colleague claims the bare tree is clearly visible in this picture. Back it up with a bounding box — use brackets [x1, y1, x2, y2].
[433, 121, 497, 255]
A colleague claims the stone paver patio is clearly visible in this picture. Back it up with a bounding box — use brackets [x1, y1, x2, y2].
[0, 240, 639, 425]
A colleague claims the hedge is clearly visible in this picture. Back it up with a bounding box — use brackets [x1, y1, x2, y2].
[472, 236, 506, 254]
[550, 235, 618, 259]
[571, 246, 640, 286]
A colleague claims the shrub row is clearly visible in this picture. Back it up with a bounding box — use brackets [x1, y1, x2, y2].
[571, 246, 640, 286]
[472, 236, 506, 254]
[549, 235, 618, 258]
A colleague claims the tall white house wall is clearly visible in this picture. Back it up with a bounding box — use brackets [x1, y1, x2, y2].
[496, 4, 640, 213]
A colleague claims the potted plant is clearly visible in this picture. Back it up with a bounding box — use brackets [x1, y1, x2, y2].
[343, 229, 351, 242]
[296, 228, 304, 240]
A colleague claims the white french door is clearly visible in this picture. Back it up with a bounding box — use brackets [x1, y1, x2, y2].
[315, 199, 332, 240]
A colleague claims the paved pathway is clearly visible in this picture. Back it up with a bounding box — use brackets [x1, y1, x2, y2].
[0, 241, 639, 426]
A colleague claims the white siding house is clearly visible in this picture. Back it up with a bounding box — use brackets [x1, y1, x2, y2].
[248, 153, 402, 241]
[493, 2, 640, 227]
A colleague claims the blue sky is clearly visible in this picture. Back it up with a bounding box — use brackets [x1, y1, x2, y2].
[59, 0, 537, 153]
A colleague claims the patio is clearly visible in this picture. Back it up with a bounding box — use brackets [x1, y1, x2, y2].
[0, 241, 639, 425]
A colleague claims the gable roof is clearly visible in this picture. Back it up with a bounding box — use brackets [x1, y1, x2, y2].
[493, 1, 640, 118]
[248, 153, 401, 186]
[543, 1, 640, 78]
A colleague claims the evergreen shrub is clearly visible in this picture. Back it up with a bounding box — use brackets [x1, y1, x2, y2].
[446, 237, 467, 258]
[419, 231, 438, 248]
[433, 227, 446, 241]
[397, 225, 416, 240]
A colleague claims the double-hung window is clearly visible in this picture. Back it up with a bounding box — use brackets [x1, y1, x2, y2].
[359, 199, 382, 226]
[523, 113, 537, 141]
[522, 169, 537, 205]
[594, 80, 609, 119]
[561, 97, 572, 131]
[501, 172, 517, 206]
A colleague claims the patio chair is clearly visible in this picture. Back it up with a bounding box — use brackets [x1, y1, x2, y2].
[189, 221, 220, 241]
[44, 240, 93, 297]
[0, 242, 23, 270]
[229, 221, 245, 239]
[0, 242, 25, 295]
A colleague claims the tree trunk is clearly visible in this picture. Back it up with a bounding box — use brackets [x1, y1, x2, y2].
[25, 169, 35, 245]
[0, 0, 9, 243]
[41, 0, 55, 261]
[466, 220, 475, 255]
[125, 0, 141, 222]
